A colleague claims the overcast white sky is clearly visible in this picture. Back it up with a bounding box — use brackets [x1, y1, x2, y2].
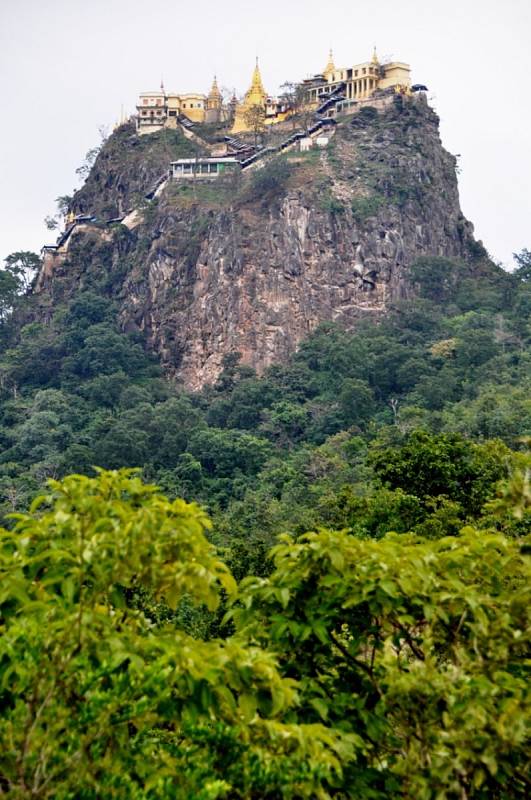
[1, 0, 530, 268]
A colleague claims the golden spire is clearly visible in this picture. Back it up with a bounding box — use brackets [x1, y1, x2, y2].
[208, 75, 222, 100]
[323, 48, 335, 78]
[250, 58, 266, 94]
[371, 46, 379, 65]
[244, 58, 268, 105]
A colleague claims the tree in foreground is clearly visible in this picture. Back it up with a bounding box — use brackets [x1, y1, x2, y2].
[0, 470, 351, 799]
[235, 524, 530, 798]
[0, 469, 529, 798]
[243, 104, 266, 148]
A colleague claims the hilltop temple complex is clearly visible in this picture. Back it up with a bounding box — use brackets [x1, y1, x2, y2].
[43, 49, 424, 289]
[135, 50, 412, 135]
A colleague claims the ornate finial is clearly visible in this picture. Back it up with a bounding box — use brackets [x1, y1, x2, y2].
[207, 75, 223, 115]
[251, 59, 265, 93]
[208, 75, 222, 102]
[160, 77, 165, 94]
[324, 48, 335, 78]
[371, 46, 379, 65]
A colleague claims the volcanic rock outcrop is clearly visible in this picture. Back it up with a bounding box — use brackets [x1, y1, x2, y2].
[36, 94, 482, 390]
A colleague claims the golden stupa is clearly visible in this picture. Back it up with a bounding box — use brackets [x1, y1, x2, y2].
[231, 59, 269, 133]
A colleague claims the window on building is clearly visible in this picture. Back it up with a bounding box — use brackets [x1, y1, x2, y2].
[363, 68, 366, 74]
[209, 163, 218, 174]
[143, 99, 148, 105]
[183, 164, 192, 174]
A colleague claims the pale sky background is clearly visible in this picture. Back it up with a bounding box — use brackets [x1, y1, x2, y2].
[0, 0, 530, 269]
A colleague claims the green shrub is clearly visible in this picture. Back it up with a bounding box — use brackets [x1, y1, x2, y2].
[247, 157, 292, 201]
[321, 194, 345, 214]
[351, 193, 384, 219]
[359, 105, 378, 119]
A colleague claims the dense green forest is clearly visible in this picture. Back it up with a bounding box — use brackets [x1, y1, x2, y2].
[0, 248, 529, 797]
[0, 249, 529, 544]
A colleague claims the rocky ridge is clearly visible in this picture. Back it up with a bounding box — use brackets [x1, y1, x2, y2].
[36, 94, 484, 390]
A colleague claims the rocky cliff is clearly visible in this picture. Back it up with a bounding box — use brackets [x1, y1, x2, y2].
[36, 94, 485, 390]
[71, 124, 205, 218]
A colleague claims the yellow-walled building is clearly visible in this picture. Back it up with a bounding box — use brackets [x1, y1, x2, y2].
[305, 49, 411, 106]
[136, 77, 228, 134]
[179, 94, 206, 123]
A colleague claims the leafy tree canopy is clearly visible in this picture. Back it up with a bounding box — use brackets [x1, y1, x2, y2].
[0, 469, 529, 798]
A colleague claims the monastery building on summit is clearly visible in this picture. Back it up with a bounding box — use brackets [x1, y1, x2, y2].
[136, 76, 227, 135]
